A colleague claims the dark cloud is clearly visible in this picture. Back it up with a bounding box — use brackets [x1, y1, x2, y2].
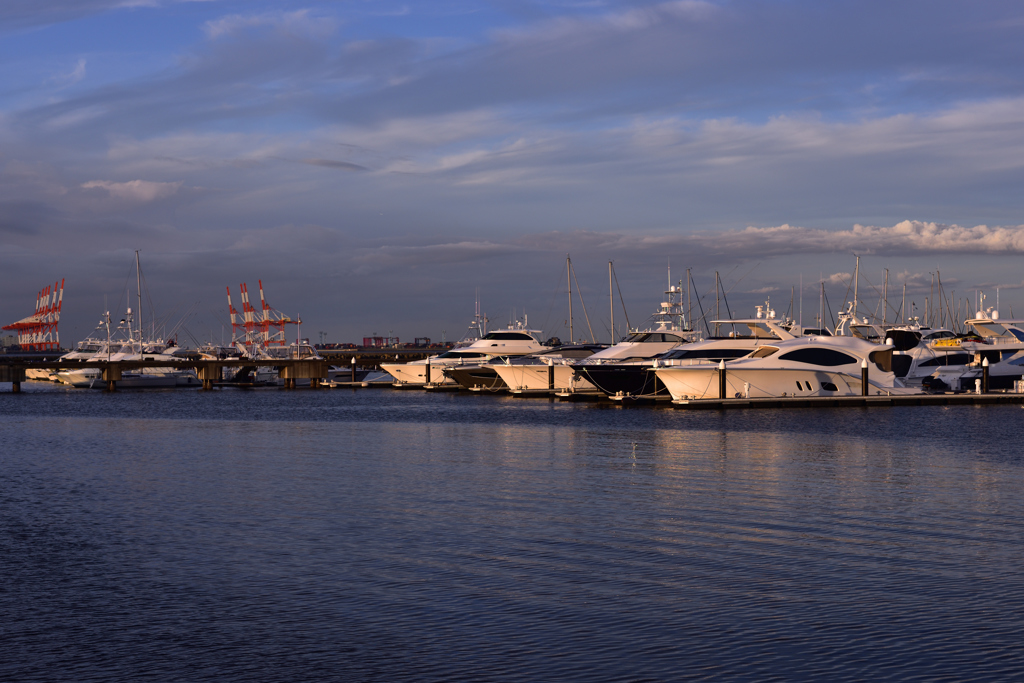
[0, 0, 132, 30]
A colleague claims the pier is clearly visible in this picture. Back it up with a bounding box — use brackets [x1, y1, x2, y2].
[0, 358, 330, 392]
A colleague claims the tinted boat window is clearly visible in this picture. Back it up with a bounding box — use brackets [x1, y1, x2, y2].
[869, 349, 893, 373]
[664, 348, 753, 361]
[918, 354, 971, 367]
[778, 348, 857, 366]
[483, 332, 535, 341]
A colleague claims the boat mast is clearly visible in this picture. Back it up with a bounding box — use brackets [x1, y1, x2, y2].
[608, 261, 614, 344]
[686, 267, 691, 333]
[715, 271, 720, 337]
[567, 254, 573, 344]
[819, 279, 824, 329]
[928, 273, 935, 327]
[135, 250, 143, 349]
[902, 283, 907, 324]
[883, 268, 889, 325]
[853, 255, 859, 320]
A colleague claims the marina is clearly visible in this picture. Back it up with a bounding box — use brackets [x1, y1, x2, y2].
[7, 3, 1024, 681]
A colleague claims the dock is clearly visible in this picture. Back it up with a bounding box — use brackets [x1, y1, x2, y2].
[670, 392, 1024, 409]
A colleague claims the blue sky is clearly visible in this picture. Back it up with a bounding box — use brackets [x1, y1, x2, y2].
[3, 0, 1024, 345]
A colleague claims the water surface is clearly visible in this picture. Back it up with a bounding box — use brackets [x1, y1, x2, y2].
[2, 385, 1023, 680]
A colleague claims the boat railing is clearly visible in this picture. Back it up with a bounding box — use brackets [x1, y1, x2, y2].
[653, 358, 726, 367]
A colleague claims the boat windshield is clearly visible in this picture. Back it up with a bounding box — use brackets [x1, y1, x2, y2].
[624, 332, 684, 343]
[436, 350, 488, 359]
[482, 332, 536, 341]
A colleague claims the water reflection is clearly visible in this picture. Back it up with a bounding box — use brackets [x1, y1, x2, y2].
[1, 393, 1023, 681]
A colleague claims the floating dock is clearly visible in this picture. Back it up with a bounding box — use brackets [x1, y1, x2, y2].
[670, 392, 1024, 410]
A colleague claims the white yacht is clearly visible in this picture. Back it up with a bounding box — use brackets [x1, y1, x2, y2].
[654, 335, 913, 401]
[573, 303, 793, 399]
[381, 323, 551, 387]
[923, 312, 1024, 391]
[58, 253, 201, 389]
[840, 312, 969, 386]
[471, 344, 605, 394]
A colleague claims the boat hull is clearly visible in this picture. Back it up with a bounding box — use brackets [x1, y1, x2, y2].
[445, 366, 506, 390]
[380, 362, 458, 386]
[574, 364, 664, 398]
[493, 364, 593, 393]
[656, 366, 875, 400]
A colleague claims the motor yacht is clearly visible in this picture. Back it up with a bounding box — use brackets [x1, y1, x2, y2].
[576, 302, 794, 399]
[654, 335, 913, 401]
[382, 322, 552, 387]
[461, 343, 605, 393]
[922, 312, 1024, 391]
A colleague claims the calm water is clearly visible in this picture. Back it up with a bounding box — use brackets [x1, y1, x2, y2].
[2, 383, 1023, 681]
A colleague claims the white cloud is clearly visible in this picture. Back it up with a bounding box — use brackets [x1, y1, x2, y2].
[81, 179, 182, 201]
[49, 58, 86, 87]
[703, 221, 1024, 256]
[202, 9, 333, 40]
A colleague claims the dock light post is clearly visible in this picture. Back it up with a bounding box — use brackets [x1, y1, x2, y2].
[718, 360, 727, 400]
[425, 360, 431, 385]
[861, 358, 869, 396]
[548, 361, 555, 391]
[982, 357, 990, 393]
[351, 356, 356, 383]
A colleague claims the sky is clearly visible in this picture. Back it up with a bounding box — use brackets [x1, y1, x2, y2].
[3, 0, 1024, 346]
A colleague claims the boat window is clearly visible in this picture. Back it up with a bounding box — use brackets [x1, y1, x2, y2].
[886, 329, 923, 351]
[482, 332, 535, 341]
[624, 333, 651, 343]
[778, 348, 857, 366]
[795, 381, 802, 390]
[821, 382, 839, 392]
[662, 348, 753, 361]
[661, 334, 684, 343]
[890, 354, 912, 378]
[868, 348, 893, 373]
[923, 330, 956, 340]
[437, 351, 487, 359]
[917, 353, 971, 368]
[801, 328, 833, 337]
[851, 326, 881, 341]
[750, 346, 780, 359]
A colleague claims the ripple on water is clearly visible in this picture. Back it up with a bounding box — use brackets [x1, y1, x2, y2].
[0, 389, 1023, 681]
